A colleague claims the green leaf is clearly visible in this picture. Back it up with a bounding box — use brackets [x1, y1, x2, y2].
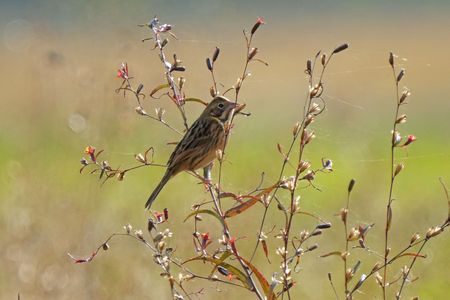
[183, 256, 251, 289]
[208, 251, 233, 277]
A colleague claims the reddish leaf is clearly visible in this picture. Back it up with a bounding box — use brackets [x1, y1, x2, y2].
[261, 239, 271, 263]
[398, 253, 427, 259]
[238, 256, 276, 300]
[224, 196, 260, 218]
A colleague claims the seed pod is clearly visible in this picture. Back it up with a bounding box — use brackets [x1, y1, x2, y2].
[178, 77, 186, 89]
[426, 226, 443, 238]
[248, 47, 258, 60]
[217, 266, 229, 276]
[321, 53, 327, 66]
[135, 230, 144, 240]
[155, 107, 165, 120]
[161, 38, 168, 48]
[394, 163, 404, 177]
[124, 223, 132, 234]
[147, 218, 155, 233]
[172, 66, 186, 72]
[135, 153, 146, 164]
[212, 47, 220, 62]
[80, 157, 88, 166]
[209, 86, 216, 97]
[102, 243, 109, 251]
[235, 77, 242, 92]
[371, 262, 381, 273]
[206, 58, 213, 71]
[397, 68, 405, 82]
[306, 59, 312, 74]
[410, 232, 420, 244]
[136, 83, 144, 94]
[399, 89, 410, 104]
[345, 268, 353, 282]
[389, 52, 394, 66]
[340, 208, 348, 223]
[305, 114, 314, 127]
[311, 229, 322, 236]
[292, 122, 301, 136]
[135, 106, 148, 116]
[387, 206, 392, 231]
[158, 241, 166, 252]
[396, 114, 407, 124]
[307, 244, 318, 252]
[332, 43, 349, 54]
[348, 179, 356, 193]
[392, 130, 402, 146]
[316, 222, 332, 229]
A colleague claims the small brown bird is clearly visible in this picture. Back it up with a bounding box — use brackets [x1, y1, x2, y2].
[145, 96, 243, 209]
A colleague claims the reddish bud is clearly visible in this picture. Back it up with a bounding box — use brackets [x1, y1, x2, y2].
[229, 237, 238, 254]
[403, 135, 417, 146]
[251, 17, 265, 35]
[200, 232, 211, 249]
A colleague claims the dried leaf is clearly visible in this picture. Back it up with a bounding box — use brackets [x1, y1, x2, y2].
[184, 97, 208, 106]
[320, 251, 343, 259]
[398, 253, 427, 259]
[261, 239, 271, 263]
[144, 147, 154, 163]
[183, 209, 222, 224]
[150, 83, 170, 98]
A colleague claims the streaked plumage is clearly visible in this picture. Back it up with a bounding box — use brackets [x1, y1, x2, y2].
[145, 96, 241, 209]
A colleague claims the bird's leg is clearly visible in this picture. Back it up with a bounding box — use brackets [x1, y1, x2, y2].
[203, 163, 213, 183]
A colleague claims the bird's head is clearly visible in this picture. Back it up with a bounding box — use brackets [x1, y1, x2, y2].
[202, 96, 245, 122]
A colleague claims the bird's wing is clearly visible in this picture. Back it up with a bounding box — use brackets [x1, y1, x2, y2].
[167, 117, 223, 173]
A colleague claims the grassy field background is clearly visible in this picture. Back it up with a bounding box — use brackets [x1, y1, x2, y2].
[1, 1, 449, 299]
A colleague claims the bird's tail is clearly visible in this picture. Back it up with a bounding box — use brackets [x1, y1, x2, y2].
[145, 172, 171, 209]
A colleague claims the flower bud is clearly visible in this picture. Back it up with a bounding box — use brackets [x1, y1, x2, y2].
[251, 17, 265, 34]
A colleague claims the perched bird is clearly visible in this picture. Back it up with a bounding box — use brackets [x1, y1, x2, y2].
[145, 96, 243, 209]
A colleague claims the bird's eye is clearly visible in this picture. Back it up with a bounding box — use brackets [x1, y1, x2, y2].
[218, 103, 225, 109]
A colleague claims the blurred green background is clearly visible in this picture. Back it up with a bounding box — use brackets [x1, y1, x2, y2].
[1, 0, 449, 299]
